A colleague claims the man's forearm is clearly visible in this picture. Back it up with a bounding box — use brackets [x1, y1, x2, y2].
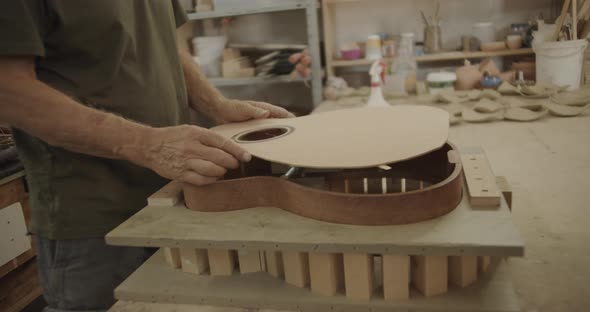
[179, 49, 226, 118]
[0, 57, 150, 164]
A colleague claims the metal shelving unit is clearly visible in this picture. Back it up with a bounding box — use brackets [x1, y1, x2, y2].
[189, 0, 323, 106]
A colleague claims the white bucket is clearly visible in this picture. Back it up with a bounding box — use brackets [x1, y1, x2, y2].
[192, 36, 227, 78]
[534, 39, 588, 90]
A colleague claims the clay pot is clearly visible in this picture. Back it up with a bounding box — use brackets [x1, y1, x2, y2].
[506, 35, 523, 50]
[498, 71, 516, 83]
[455, 61, 483, 90]
[479, 59, 501, 76]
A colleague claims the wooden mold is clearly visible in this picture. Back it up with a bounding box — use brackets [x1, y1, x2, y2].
[184, 143, 464, 226]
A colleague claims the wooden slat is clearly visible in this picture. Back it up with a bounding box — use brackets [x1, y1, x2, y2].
[309, 252, 343, 296]
[0, 249, 35, 280]
[265, 251, 284, 278]
[382, 255, 410, 300]
[208, 249, 236, 276]
[461, 152, 501, 208]
[282, 251, 310, 288]
[0, 259, 43, 312]
[343, 253, 374, 300]
[147, 181, 183, 206]
[163, 248, 181, 269]
[411, 256, 448, 297]
[478, 256, 491, 274]
[238, 250, 263, 273]
[180, 248, 209, 274]
[449, 256, 478, 288]
[496, 176, 513, 210]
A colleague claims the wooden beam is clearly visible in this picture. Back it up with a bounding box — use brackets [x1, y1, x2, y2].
[179, 248, 209, 274]
[309, 252, 344, 296]
[478, 256, 491, 274]
[265, 251, 284, 278]
[343, 253, 374, 300]
[238, 250, 263, 273]
[412, 256, 448, 297]
[382, 255, 410, 300]
[449, 256, 478, 288]
[282, 251, 310, 288]
[208, 249, 235, 276]
[163, 248, 181, 269]
[496, 176, 513, 210]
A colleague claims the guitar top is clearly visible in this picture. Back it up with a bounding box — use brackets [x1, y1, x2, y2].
[211, 106, 450, 169]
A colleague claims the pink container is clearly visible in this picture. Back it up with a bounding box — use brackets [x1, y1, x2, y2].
[341, 49, 363, 60]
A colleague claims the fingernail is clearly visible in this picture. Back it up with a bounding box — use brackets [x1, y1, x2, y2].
[256, 109, 269, 118]
[242, 152, 252, 162]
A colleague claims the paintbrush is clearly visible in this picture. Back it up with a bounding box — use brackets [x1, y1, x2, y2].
[420, 10, 430, 26]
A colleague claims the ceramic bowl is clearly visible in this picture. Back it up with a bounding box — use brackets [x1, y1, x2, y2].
[506, 35, 523, 50]
[481, 41, 507, 52]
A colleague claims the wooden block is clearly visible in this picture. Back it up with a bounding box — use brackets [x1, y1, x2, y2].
[238, 67, 256, 78]
[147, 181, 182, 207]
[0, 178, 26, 209]
[461, 152, 501, 208]
[222, 61, 241, 78]
[179, 248, 208, 274]
[411, 256, 448, 297]
[478, 256, 491, 274]
[382, 255, 410, 300]
[282, 251, 310, 288]
[265, 251, 284, 278]
[223, 48, 241, 61]
[496, 176, 513, 210]
[238, 250, 263, 273]
[163, 248, 181, 269]
[449, 256, 478, 288]
[208, 249, 235, 276]
[309, 252, 343, 296]
[343, 253, 374, 300]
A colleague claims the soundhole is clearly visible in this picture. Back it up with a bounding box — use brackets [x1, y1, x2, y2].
[234, 126, 293, 143]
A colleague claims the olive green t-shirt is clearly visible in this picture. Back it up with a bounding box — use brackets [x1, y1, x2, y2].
[0, 1, 191, 239]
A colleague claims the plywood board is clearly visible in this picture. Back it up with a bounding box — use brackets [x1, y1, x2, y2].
[106, 194, 523, 257]
[210, 106, 449, 169]
[114, 250, 521, 312]
[0, 203, 31, 267]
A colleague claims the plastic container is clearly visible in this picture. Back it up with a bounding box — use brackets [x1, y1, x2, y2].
[427, 72, 457, 94]
[472, 22, 495, 44]
[192, 36, 227, 78]
[533, 39, 588, 90]
[384, 33, 417, 95]
[365, 35, 383, 60]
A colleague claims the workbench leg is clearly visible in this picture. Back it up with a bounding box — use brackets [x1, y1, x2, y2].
[180, 248, 209, 274]
[238, 250, 263, 273]
[265, 251, 284, 278]
[309, 252, 344, 296]
[449, 256, 477, 287]
[163, 247, 181, 269]
[282, 251, 310, 288]
[412, 256, 448, 297]
[382, 255, 410, 300]
[478, 256, 491, 274]
[208, 249, 236, 276]
[343, 253, 374, 300]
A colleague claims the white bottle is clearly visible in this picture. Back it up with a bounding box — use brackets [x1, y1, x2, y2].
[366, 60, 390, 107]
[384, 33, 418, 95]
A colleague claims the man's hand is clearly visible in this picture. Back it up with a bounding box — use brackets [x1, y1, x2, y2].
[212, 99, 295, 124]
[137, 125, 251, 185]
[289, 49, 312, 78]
